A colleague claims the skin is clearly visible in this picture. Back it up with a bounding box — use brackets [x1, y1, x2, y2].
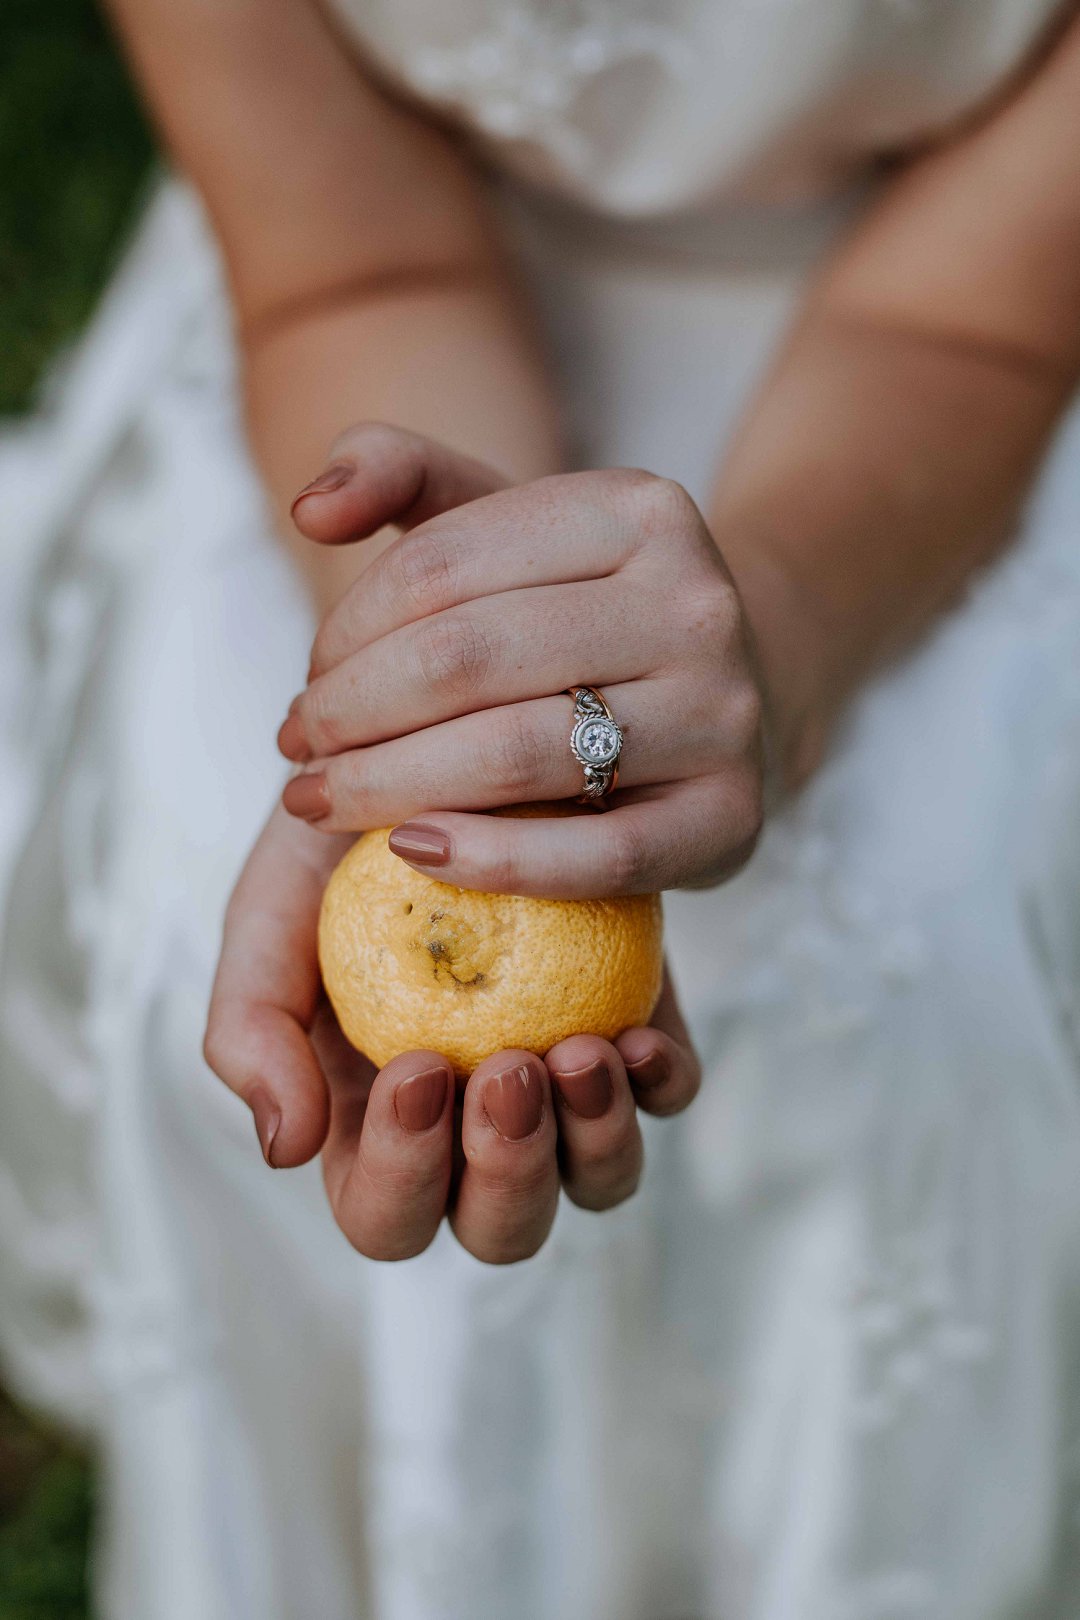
[108, 0, 1080, 1261]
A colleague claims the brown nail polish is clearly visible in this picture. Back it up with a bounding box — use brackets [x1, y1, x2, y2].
[282, 771, 329, 821]
[555, 1057, 613, 1120]
[483, 1063, 544, 1141]
[250, 1086, 282, 1167]
[277, 712, 311, 762]
[291, 462, 353, 510]
[388, 823, 451, 866]
[394, 1067, 450, 1133]
[626, 1050, 669, 1092]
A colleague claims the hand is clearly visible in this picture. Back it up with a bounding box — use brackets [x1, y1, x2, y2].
[204, 802, 701, 1262]
[278, 424, 766, 896]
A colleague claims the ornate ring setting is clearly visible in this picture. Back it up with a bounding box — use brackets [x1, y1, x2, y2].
[568, 686, 623, 802]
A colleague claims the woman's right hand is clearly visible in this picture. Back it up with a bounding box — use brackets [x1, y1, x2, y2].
[203, 804, 700, 1263]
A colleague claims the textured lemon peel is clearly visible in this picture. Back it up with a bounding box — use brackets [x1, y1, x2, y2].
[319, 813, 663, 1076]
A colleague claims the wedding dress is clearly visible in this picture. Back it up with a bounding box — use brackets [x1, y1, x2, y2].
[3, 2, 1080, 1616]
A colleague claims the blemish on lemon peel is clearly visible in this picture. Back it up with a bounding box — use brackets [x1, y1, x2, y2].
[318, 804, 663, 1077]
[413, 906, 495, 990]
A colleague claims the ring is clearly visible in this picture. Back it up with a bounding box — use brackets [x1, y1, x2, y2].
[567, 686, 623, 803]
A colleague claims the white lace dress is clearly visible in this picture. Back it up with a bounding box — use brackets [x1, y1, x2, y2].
[3, 2, 1080, 1617]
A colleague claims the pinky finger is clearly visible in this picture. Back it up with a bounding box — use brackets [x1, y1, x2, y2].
[615, 973, 701, 1119]
[386, 778, 758, 900]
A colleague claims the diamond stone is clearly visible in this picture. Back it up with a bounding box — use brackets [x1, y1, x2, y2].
[577, 718, 619, 763]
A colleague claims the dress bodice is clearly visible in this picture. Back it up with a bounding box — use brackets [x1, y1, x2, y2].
[328, 0, 1065, 214]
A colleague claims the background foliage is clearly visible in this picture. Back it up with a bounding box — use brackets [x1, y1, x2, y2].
[1, 0, 152, 414]
[1, 2, 150, 1612]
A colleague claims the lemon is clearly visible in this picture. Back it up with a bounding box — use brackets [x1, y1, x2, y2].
[319, 806, 663, 1076]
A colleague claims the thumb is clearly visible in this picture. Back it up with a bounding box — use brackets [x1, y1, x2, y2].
[290, 422, 510, 546]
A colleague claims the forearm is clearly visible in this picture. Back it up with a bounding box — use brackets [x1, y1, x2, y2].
[103, 0, 561, 615]
[716, 312, 1072, 782]
[244, 275, 563, 609]
[716, 9, 1080, 782]
[243, 277, 561, 615]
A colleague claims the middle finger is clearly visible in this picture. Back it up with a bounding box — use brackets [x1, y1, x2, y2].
[279, 579, 671, 762]
[281, 676, 723, 832]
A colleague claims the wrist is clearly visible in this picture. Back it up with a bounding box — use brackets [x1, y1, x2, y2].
[724, 536, 837, 793]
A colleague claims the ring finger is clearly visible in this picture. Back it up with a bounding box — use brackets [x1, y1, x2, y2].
[281, 677, 718, 832]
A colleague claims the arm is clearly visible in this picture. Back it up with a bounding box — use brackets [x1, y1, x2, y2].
[271, 16, 1080, 902]
[717, 11, 1080, 782]
[103, 0, 561, 612]
[106, 0, 698, 1260]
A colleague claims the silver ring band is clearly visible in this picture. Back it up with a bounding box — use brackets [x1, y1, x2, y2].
[567, 686, 623, 803]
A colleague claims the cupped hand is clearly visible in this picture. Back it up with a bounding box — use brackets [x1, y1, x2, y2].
[204, 802, 700, 1262]
[278, 423, 766, 895]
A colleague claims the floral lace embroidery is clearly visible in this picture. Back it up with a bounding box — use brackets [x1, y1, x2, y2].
[400, 0, 940, 166]
[405, 0, 693, 166]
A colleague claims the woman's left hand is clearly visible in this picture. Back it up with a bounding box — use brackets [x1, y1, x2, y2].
[277, 424, 766, 897]
[205, 801, 701, 1262]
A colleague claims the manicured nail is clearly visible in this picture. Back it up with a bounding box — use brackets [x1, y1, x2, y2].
[282, 771, 329, 821]
[277, 712, 311, 762]
[250, 1086, 282, 1167]
[626, 1050, 669, 1092]
[483, 1063, 544, 1141]
[388, 823, 451, 866]
[394, 1067, 450, 1133]
[555, 1057, 613, 1120]
[291, 462, 353, 510]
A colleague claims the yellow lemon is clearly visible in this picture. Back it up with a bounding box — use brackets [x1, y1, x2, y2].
[319, 806, 663, 1076]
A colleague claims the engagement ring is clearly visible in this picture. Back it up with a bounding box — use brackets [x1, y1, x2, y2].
[568, 686, 623, 802]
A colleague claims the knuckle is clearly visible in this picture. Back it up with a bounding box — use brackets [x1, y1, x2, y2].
[566, 1159, 642, 1212]
[725, 768, 766, 870]
[467, 1238, 541, 1266]
[308, 626, 332, 678]
[328, 418, 394, 463]
[299, 681, 344, 754]
[416, 612, 497, 700]
[686, 580, 741, 646]
[564, 1120, 643, 1179]
[606, 817, 653, 893]
[308, 604, 352, 678]
[344, 1222, 437, 1263]
[476, 707, 545, 801]
[394, 534, 458, 616]
[726, 678, 765, 752]
[639, 1089, 691, 1120]
[485, 842, 521, 896]
[618, 470, 697, 538]
[201, 1016, 228, 1080]
[461, 1218, 553, 1266]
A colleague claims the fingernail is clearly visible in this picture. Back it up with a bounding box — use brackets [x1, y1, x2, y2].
[394, 1067, 450, 1133]
[250, 1086, 282, 1167]
[277, 712, 311, 762]
[483, 1063, 544, 1141]
[282, 771, 329, 821]
[626, 1050, 669, 1092]
[388, 823, 451, 866]
[291, 462, 353, 510]
[555, 1057, 613, 1120]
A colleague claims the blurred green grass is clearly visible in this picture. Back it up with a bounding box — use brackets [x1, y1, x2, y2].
[1, 0, 153, 414]
[0, 1393, 92, 1620]
[1, 2, 150, 1612]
